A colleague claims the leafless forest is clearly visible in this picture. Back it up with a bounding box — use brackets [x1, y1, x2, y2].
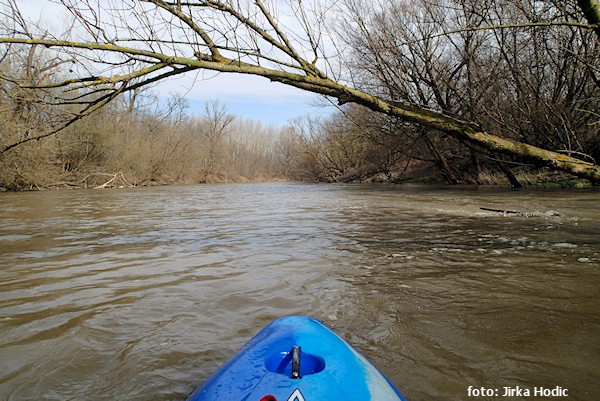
[0, 80, 302, 189]
[1, 0, 599, 190]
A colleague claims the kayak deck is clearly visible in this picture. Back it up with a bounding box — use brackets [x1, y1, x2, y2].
[187, 316, 407, 400]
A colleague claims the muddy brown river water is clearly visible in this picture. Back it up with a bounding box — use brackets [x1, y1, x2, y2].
[0, 183, 599, 400]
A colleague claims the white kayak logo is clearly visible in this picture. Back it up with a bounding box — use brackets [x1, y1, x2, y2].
[287, 388, 305, 401]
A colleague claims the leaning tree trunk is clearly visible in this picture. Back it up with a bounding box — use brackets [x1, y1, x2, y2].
[1, 0, 599, 183]
[497, 162, 523, 189]
[2, 36, 599, 184]
[424, 135, 461, 184]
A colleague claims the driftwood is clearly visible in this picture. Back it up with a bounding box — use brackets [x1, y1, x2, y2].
[80, 172, 132, 189]
[480, 207, 561, 216]
[93, 172, 131, 189]
[480, 207, 523, 214]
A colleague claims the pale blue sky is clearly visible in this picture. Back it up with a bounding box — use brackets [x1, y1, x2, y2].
[17, 1, 335, 127]
[188, 97, 328, 127]
[163, 72, 332, 127]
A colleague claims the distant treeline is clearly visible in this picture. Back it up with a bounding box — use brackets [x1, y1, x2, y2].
[0, 92, 595, 190]
[0, 90, 295, 189]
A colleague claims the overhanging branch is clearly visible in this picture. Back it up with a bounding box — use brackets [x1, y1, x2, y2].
[0, 0, 598, 184]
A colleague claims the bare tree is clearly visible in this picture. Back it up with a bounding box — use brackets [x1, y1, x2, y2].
[194, 99, 234, 181]
[1, 0, 599, 182]
[334, 0, 599, 185]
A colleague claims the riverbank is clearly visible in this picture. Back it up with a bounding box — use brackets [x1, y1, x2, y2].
[315, 167, 596, 189]
[1, 171, 595, 192]
[0, 167, 291, 192]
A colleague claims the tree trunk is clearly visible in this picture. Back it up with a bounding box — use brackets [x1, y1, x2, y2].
[471, 151, 482, 184]
[425, 135, 461, 184]
[497, 161, 523, 189]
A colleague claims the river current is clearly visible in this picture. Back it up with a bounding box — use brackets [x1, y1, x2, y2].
[0, 183, 598, 400]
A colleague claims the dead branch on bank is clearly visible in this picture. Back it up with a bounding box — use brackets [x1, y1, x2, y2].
[81, 172, 132, 189]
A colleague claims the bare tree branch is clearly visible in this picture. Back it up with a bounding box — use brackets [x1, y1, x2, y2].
[1, 0, 599, 183]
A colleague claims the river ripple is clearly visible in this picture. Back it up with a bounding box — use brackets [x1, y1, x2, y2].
[0, 183, 599, 400]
